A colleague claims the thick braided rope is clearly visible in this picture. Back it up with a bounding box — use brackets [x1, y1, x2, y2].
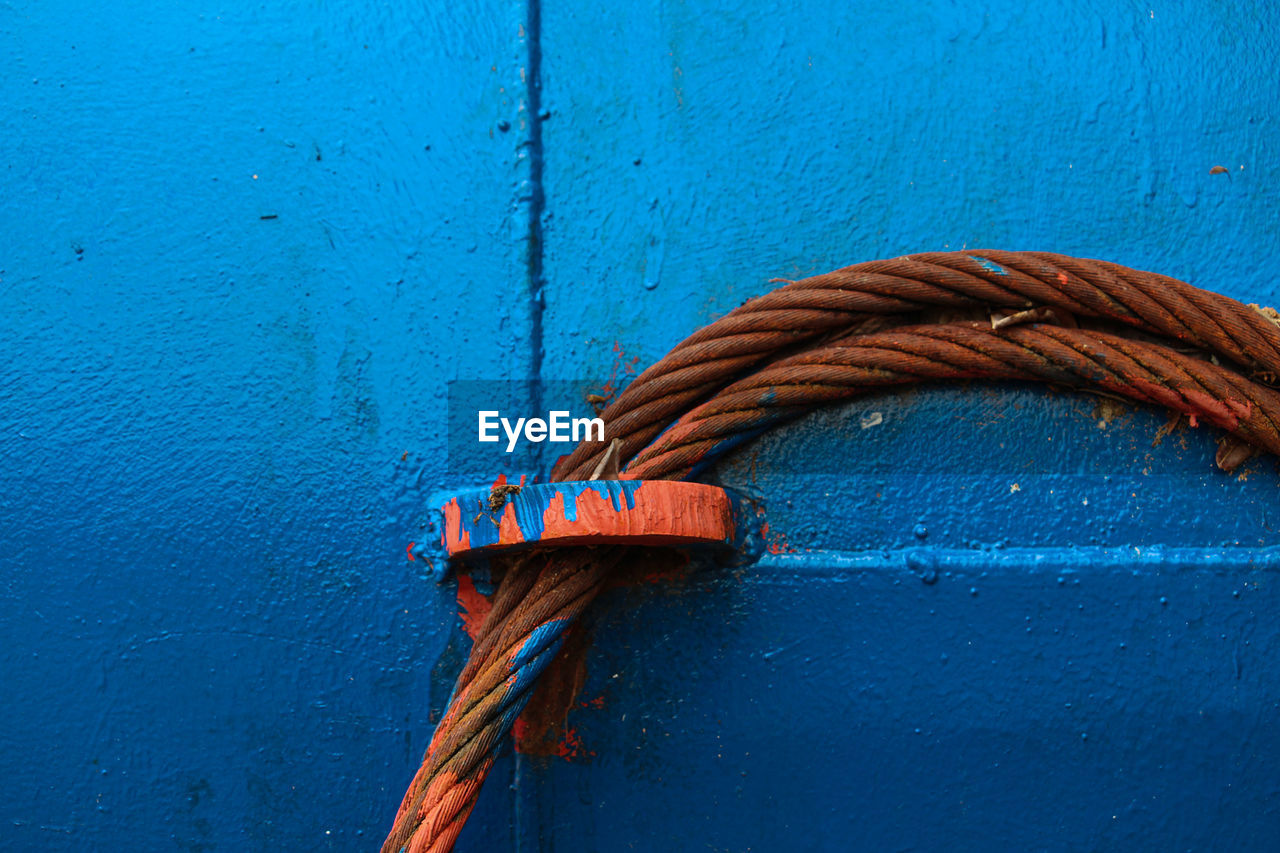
[384, 251, 1280, 852]
[553, 251, 1280, 481]
[624, 322, 1280, 479]
[382, 548, 619, 853]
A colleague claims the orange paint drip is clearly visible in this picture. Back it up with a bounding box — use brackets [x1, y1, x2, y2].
[555, 726, 595, 760]
[1227, 398, 1254, 420]
[455, 575, 492, 640]
[442, 498, 468, 553]
[1123, 378, 1197, 419]
[497, 501, 525, 545]
[761, 521, 798, 554]
[1120, 379, 1254, 434]
[511, 716, 531, 744]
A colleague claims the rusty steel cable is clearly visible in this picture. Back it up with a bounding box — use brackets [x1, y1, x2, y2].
[553, 250, 1280, 481]
[383, 548, 619, 853]
[623, 322, 1280, 479]
[383, 251, 1280, 852]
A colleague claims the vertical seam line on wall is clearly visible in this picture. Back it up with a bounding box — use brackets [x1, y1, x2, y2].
[518, 0, 546, 433]
[514, 0, 544, 848]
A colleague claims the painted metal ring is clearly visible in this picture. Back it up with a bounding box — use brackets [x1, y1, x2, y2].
[440, 480, 739, 559]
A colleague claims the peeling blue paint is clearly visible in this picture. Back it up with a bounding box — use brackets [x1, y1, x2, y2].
[446, 480, 651, 553]
[512, 619, 572, 683]
[977, 257, 1009, 276]
[496, 619, 572, 741]
[558, 480, 645, 518]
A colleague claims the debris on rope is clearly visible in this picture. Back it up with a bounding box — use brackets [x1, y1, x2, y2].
[383, 251, 1280, 852]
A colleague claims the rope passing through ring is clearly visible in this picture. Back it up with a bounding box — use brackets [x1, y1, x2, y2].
[383, 250, 1280, 853]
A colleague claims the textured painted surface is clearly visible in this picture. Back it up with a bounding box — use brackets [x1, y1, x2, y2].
[3, 0, 1280, 851]
[526, 390, 1280, 850]
[1, 1, 531, 848]
[540, 1, 1280, 380]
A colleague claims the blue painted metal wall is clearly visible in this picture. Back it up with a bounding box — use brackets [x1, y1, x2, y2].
[2, 1, 1278, 850]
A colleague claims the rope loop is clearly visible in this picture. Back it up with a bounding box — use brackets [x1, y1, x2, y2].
[384, 251, 1280, 852]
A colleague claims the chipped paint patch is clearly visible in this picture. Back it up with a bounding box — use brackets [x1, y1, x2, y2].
[555, 726, 594, 760]
[977, 257, 1008, 276]
[761, 520, 798, 555]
